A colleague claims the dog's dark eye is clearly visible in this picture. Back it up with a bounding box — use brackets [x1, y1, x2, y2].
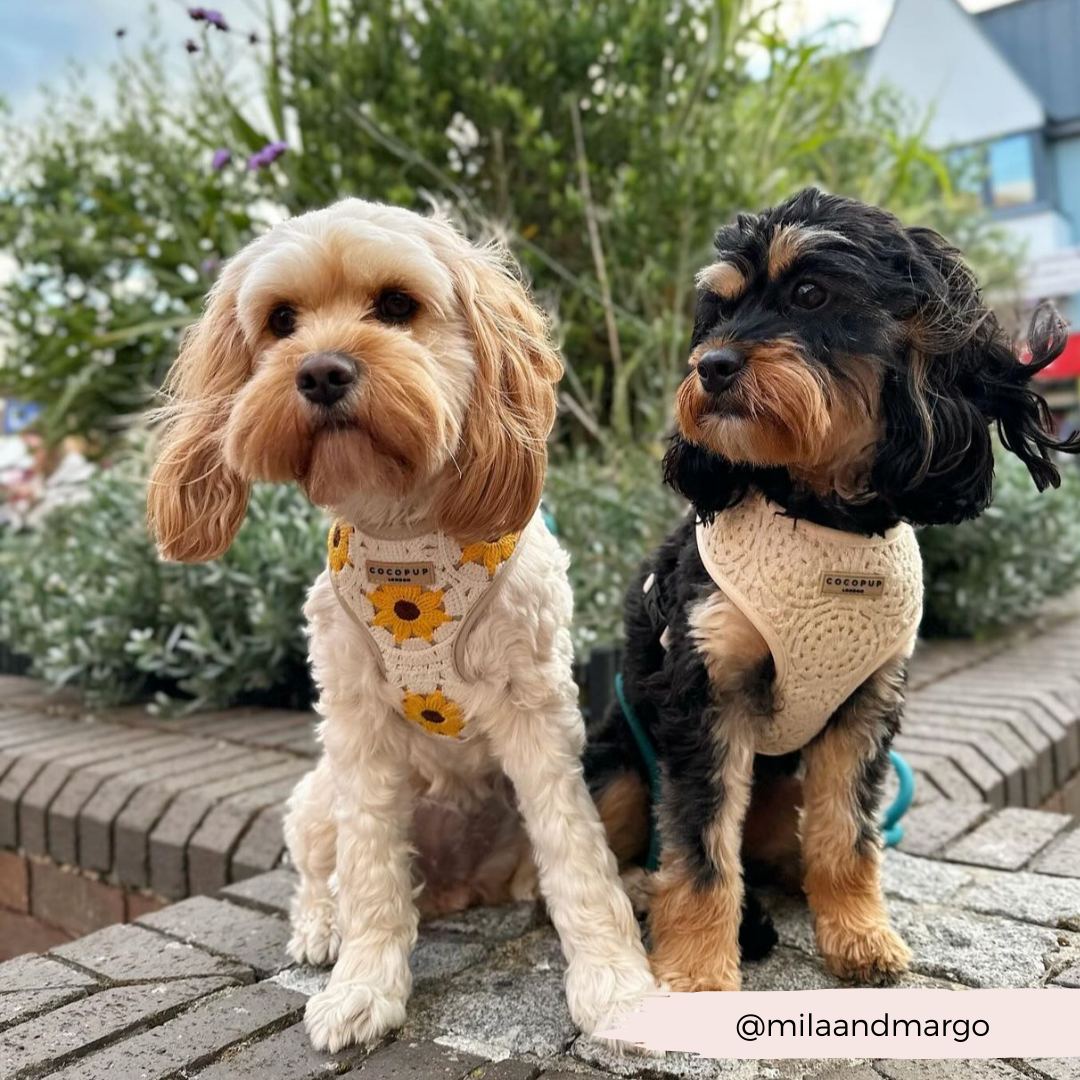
[375, 289, 419, 324]
[268, 304, 297, 338]
[792, 281, 828, 310]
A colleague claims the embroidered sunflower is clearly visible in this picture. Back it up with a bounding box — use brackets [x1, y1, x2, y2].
[460, 533, 518, 576]
[402, 689, 465, 737]
[328, 524, 353, 573]
[369, 583, 452, 643]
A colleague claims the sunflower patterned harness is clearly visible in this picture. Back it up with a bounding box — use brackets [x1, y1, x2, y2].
[692, 495, 924, 755]
[328, 523, 523, 738]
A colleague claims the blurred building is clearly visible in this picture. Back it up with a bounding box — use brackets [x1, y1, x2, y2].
[867, 0, 1080, 405]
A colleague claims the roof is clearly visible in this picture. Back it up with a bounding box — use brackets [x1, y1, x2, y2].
[977, 0, 1080, 128]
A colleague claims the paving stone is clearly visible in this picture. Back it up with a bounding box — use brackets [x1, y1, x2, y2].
[45, 981, 306, 1080]
[1030, 1060, 1080, 1080]
[0, 716, 71, 755]
[473, 1061, 542, 1080]
[895, 801, 990, 857]
[957, 868, 1080, 929]
[881, 849, 974, 904]
[111, 746, 271, 889]
[149, 758, 309, 899]
[573, 1036, 755, 1078]
[902, 708, 1035, 805]
[411, 937, 491, 983]
[187, 773, 307, 896]
[801, 1070, 880, 1080]
[79, 741, 264, 876]
[137, 895, 292, 976]
[0, 975, 233, 1079]
[1032, 825, 1080, 877]
[405, 930, 576, 1058]
[874, 1062, 1024, 1080]
[1051, 961, 1080, 987]
[51, 922, 251, 983]
[229, 802, 287, 881]
[357, 1039, 486, 1079]
[908, 699, 1054, 802]
[17, 730, 165, 856]
[0, 955, 97, 1032]
[425, 902, 540, 943]
[45, 735, 196, 865]
[219, 867, 298, 917]
[889, 900, 1068, 987]
[741, 946, 844, 991]
[892, 750, 983, 803]
[944, 808, 1072, 870]
[191, 1020, 365, 1079]
[893, 734, 1006, 806]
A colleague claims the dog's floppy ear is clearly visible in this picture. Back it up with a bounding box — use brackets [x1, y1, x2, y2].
[147, 256, 254, 562]
[873, 227, 1079, 526]
[662, 433, 755, 522]
[436, 239, 563, 542]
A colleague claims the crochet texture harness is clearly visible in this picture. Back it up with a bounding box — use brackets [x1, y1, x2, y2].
[696, 495, 924, 755]
[328, 522, 523, 738]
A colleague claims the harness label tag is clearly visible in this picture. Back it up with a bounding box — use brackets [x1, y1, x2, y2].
[820, 571, 886, 598]
[365, 560, 436, 586]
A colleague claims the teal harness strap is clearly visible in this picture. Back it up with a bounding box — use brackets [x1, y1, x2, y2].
[614, 673, 662, 871]
[613, 673, 914, 864]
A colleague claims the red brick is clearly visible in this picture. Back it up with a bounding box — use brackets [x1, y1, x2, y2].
[0, 850, 29, 912]
[0, 908, 73, 961]
[30, 861, 125, 937]
[125, 890, 167, 921]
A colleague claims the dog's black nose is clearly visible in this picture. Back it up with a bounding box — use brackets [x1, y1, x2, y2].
[697, 347, 744, 393]
[296, 352, 357, 407]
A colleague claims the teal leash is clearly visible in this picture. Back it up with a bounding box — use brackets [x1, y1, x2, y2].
[614, 673, 662, 871]
[613, 673, 915, 864]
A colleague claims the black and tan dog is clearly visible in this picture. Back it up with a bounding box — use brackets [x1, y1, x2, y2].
[588, 187, 1080, 992]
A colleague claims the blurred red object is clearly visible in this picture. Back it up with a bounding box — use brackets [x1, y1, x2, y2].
[1030, 332, 1080, 380]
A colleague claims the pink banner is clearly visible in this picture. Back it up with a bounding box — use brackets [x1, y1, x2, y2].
[597, 988, 1079, 1059]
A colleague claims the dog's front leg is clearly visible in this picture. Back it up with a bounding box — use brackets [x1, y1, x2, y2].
[649, 708, 755, 992]
[487, 679, 655, 1037]
[801, 659, 911, 984]
[304, 709, 416, 1052]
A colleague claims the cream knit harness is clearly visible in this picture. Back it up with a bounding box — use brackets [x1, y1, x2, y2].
[328, 522, 524, 739]
[696, 495, 923, 755]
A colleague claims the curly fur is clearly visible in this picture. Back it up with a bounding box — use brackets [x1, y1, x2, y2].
[588, 187, 1079, 993]
[148, 199, 653, 1051]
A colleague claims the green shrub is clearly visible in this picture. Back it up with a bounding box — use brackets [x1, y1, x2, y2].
[0, 464, 323, 711]
[545, 445, 683, 651]
[919, 449, 1080, 639]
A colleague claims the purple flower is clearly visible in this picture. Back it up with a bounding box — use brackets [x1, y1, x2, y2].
[188, 6, 206, 19]
[185, 38, 200, 54]
[201, 256, 221, 277]
[247, 140, 288, 169]
[204, 9, 229, 31]
[211, 148, 232, 171]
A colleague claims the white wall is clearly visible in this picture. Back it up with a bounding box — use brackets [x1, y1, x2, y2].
[866, 0, 1045, 147]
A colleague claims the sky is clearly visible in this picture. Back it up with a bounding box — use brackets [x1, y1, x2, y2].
[0, 0, 1020, 117]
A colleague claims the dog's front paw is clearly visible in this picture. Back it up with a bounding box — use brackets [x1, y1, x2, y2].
[817, 921, 912, 985]
[288, 899, 340, 967]
[565, 952, 656, 1046]
[304, 981, 407, 1051]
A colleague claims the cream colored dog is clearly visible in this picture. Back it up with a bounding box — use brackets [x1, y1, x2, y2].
[147, 199, 654, 1051]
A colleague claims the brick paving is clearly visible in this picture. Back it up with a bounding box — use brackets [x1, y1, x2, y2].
[0, 802, 1078, 1078]
[3, 608, 1080, 1075]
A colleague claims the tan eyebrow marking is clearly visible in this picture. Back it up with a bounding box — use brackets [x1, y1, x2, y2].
[768, 225, 854, 280]
[694, 261, 746, 301]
